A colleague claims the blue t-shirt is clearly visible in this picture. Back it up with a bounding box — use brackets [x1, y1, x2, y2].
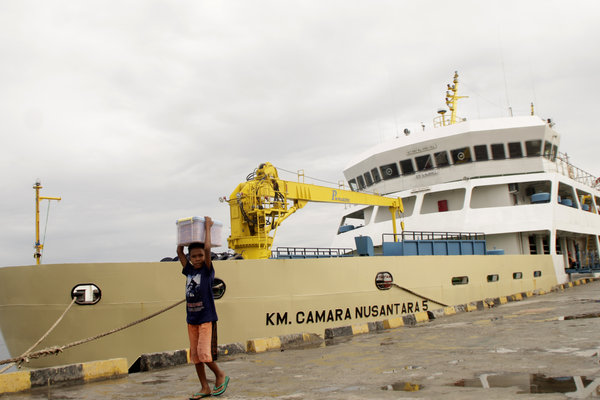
[182, 261, 218, 325]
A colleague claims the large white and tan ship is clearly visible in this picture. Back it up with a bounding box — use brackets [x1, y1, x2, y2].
[0, 73, 597, 370]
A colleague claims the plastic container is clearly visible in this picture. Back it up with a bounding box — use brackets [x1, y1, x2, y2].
[176, 217, 223, 247]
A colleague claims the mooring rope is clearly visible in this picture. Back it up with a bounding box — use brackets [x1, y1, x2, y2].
[0, 297, 77, 374]
[0, 298, 186, 369]
[390, 283, 448, 307]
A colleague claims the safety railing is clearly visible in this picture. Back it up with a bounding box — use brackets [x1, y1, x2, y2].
[271, 246, 353, 259]
[555, 152, 599, 188]
[382, 231, 486, 243]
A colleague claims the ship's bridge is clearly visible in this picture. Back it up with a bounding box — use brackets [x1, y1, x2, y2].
[344, 116, 561, 195]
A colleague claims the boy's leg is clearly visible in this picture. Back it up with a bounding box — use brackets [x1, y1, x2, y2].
[205, 361, 226, 388]
[188, 324, 211, 396]
[194, 363, 212, 394]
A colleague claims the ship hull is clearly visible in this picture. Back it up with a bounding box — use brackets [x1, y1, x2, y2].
[0, 255, 557, 368]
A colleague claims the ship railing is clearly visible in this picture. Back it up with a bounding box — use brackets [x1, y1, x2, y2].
[271, 246, 354, 259]
[555, 152, 599, 188]
[383, 231, 486, 243]
[566, 250, 600, 273]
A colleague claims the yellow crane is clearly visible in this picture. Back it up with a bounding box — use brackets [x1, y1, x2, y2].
[225, 162, 404, 259]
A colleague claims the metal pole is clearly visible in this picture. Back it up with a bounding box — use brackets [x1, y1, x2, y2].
[33, 180, 61, 265]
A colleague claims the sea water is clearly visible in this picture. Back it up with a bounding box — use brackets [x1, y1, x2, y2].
[0, 330, 16, 373]
[0, 331, 9, 359]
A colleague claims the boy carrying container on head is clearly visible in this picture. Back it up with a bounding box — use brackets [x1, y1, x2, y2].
[177, 216, 229, 399]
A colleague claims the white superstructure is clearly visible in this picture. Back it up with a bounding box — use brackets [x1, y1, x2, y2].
[333, 113, 600, 285]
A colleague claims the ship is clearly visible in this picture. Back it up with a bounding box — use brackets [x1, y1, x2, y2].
[0, 72, 597, 370]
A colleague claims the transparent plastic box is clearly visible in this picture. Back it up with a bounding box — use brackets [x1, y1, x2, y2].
[176, 217, 223, 247]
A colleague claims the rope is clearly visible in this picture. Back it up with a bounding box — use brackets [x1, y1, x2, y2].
[41, 200, 51, 250]
[0, 297, 77, 373]
[390, 283, 448, 307]
[276, 166, 341, 187]
[0, 298, 185, 368]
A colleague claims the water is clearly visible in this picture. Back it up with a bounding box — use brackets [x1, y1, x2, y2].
[0, 331, 9, 360]
[0, 330, 17, 373]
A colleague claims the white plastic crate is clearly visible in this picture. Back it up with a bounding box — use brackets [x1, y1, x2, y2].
[176, 217, 223, 247]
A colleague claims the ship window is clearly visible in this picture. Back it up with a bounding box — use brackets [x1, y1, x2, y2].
[474, 145, 489, 161]
[434, 151, 450, 167]
[526, 140, 542, 157]
[356, 175, 366, 189]
[375, 195, 416, 221]
[577, 189, 594, 212]
[380, 163, 400, 180]
[513, 272, 523, 279]
[491, 143, 506, 160]
[415, 154, 433, 171]
[451, 276, 469, 285]
[348, 179, 357, 191]
[543, 141, 552, 159]
[487, 274, 499, 282]
[533, 270, 542, 277]
[399, 159, 415, 175]
[558, 182, 577, 208]
[528, 236, 538, 254]
[371, 168, 382, 183]
[450, 147, 472, 164]
[363, 172, 373, 187]
[551, 145, 558, 161]
[508, 142, 523, 158]
[421, 188, 466, 214]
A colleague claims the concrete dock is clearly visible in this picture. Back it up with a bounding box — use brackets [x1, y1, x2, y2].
[2, 279, 600, 399]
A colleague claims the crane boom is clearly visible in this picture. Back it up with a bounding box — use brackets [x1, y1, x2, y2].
[226, 162, 404, 259]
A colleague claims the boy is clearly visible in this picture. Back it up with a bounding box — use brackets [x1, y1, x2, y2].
[177, 216, 229, 399]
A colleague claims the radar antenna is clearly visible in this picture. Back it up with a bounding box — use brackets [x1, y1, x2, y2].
[434, 71, 468, 127]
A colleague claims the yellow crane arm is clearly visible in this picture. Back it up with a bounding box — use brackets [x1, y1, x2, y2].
[226, 162, 404, 259]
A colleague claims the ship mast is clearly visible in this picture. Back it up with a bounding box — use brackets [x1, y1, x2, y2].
[435, 71, 468, 127]
[33, 180, 61, 265]
[445, 71, 468, 125]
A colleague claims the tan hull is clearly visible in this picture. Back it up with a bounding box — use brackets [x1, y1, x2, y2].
[0, 255, 557, 368]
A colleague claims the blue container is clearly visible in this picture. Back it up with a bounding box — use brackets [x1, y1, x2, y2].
[354, 236, 374, 256]
[531, 192, 550, 203]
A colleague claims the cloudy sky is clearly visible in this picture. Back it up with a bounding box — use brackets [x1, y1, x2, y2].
[1, 1, 599, 266]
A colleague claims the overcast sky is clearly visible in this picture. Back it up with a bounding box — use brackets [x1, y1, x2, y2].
[1, 1, 599, 266]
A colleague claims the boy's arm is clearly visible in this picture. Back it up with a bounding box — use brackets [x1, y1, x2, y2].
[204, 216, 213, 269]
[176, 245, 187, 268]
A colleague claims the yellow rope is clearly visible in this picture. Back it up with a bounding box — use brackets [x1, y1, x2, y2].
[0, 298, 185, 369]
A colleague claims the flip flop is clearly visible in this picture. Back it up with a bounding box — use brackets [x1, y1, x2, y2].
[212, 376, 230, 396]
[189, 392, 211, 399]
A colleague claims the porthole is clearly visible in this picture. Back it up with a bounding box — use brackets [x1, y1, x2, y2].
[375, 272, 393, 290]
[533, 270, 542, 277]
[451, 276, 469, 285]
[513, 272, 523, 280]
[487, 274, 499, 282]
[212, 278, 226, 299]
[71, 283, 101, 305]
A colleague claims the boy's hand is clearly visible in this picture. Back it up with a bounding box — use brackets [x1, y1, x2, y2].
[204, 216, 214, 229]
